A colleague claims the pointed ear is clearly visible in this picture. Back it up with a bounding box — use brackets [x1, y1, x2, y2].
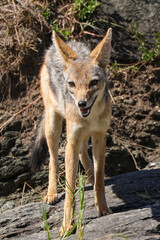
[53, 31, 78, 66]
[90, 28, 112, 69]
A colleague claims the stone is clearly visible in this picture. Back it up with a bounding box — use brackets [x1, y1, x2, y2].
[135, 132, 156, 148]
[14, 172, 31, 188]
[150, 110, 160, 121]
[15, 138, 22, 148]
[95, 0, 160, 62]
[144, 122, 160, 136]
[4, 131, 19, 139]
[1, 201, 15, 213]
[1, 138, 16, 153]
[112, 107, 125, 117]
[11, 147, 29, 157]
[0, 157, 28, 181]
[1, 119, 21, 133]
[0, 181, 15, 195]
[134, 112, 146, 120]
[105, 146, 147, 176]
[0, 169, 160, 240]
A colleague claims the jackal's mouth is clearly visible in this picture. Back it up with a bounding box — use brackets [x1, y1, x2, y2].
[80, 96, 97, 118]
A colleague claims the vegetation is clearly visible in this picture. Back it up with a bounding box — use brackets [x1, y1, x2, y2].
[42, 0, 101, 40]
[0, 0, 101, 98]
[137, 188, 160, 205]
[41, 172, 87, 239]
[110, 26, 160, 78]
[41, 202, 51, 240]
[131, 21, 160, 62]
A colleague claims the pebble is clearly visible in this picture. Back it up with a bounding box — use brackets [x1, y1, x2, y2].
[0, 201, 15, 213]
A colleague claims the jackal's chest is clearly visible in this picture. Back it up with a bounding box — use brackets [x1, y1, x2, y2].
[87, 114, 111, 133]
[87, 102, 111, 133]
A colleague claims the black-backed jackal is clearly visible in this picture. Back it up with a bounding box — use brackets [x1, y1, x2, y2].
[30, 28, 112, 234]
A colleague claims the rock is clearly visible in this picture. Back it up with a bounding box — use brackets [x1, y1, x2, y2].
[0, 157, 28, 181]
[106, 133, 113, 146]
[31, 170, 48, 185]
[78, 206, 160, 240]
[123, 99, 136, 105]
[95, 0, 160, 62]
[150, 109, 160, 121]
[4, 131, 19, 139]
[144, 122, 160, 136]
[135, 132, 156, 148]
[0, 181, 15, 195]
[0, 201, 15, 213]
[1, 138, 16, 154]
[0, 156, 12, 167]
[15, 138, 22, 148]
[0, 131, 19, 155]
[0, 169, 160, 240]
[1, 119, 21, 133]
[105, 146, 147, 176]
[14, 172, 31, 188]
[11, 147, 29, 157]
[112, 107, 125, 117]
[134, 112, 146, 120]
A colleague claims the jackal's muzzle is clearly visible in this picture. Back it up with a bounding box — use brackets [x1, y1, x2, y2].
[79, 96, 97, 118]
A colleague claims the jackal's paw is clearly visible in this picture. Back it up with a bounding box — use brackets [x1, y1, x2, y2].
[45, 194, 58, 204]
[59, 224, 73, 236]
[98, 207, 112, 217]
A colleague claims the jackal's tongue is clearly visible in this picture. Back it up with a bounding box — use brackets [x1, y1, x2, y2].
[81, 107, 89, 114]
[80, 107, 90, 117]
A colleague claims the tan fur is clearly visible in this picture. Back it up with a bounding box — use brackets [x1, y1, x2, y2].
[39, 29, 112, 235]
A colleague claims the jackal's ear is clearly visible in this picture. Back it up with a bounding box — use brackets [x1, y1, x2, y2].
[52, 31, 78, 66]
[90, 28, 112, 69]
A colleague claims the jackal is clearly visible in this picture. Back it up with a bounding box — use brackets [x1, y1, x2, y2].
[29, 28, 112, 234]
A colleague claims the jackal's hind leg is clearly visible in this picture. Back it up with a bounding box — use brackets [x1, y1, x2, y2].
[79, 136, 94, 185]
[45, 108, 63, 204]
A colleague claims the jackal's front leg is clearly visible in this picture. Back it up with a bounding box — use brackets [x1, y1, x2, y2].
[92, 132, 112, 216]
[60, 122, 82, 235]
[45, 109, 63, 204]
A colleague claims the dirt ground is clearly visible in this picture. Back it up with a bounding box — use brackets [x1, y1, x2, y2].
[0, 56, 160, 210]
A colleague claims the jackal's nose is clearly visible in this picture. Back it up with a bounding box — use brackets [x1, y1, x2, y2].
[78, 100, 87, 108]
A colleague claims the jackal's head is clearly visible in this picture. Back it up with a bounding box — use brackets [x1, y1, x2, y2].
[53, 29, 112, 118]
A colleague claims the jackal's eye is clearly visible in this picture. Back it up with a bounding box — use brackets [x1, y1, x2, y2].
[68, 81, 76, 88]
[89, 79, 99, 88]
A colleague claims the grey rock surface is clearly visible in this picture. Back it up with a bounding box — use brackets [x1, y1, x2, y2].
[0, 169, 160, 240]
[94, 0, 160, 61]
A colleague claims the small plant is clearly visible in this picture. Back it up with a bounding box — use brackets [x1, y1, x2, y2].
[130, 65, 139, 74]
[41, 202, 51, 240]
[73, 0, 100, 21]
[42, 8, 52, 21]
[75, 173, 87, 240]
[99, 232, 133, 240]
[131, 21, 160, 62]
[41, 0, 101, 40]
[110, 60, 123, 77]
[52, 23, 71, 41]
[57, 172, 87, 239]
[136, 188, 160, 204]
